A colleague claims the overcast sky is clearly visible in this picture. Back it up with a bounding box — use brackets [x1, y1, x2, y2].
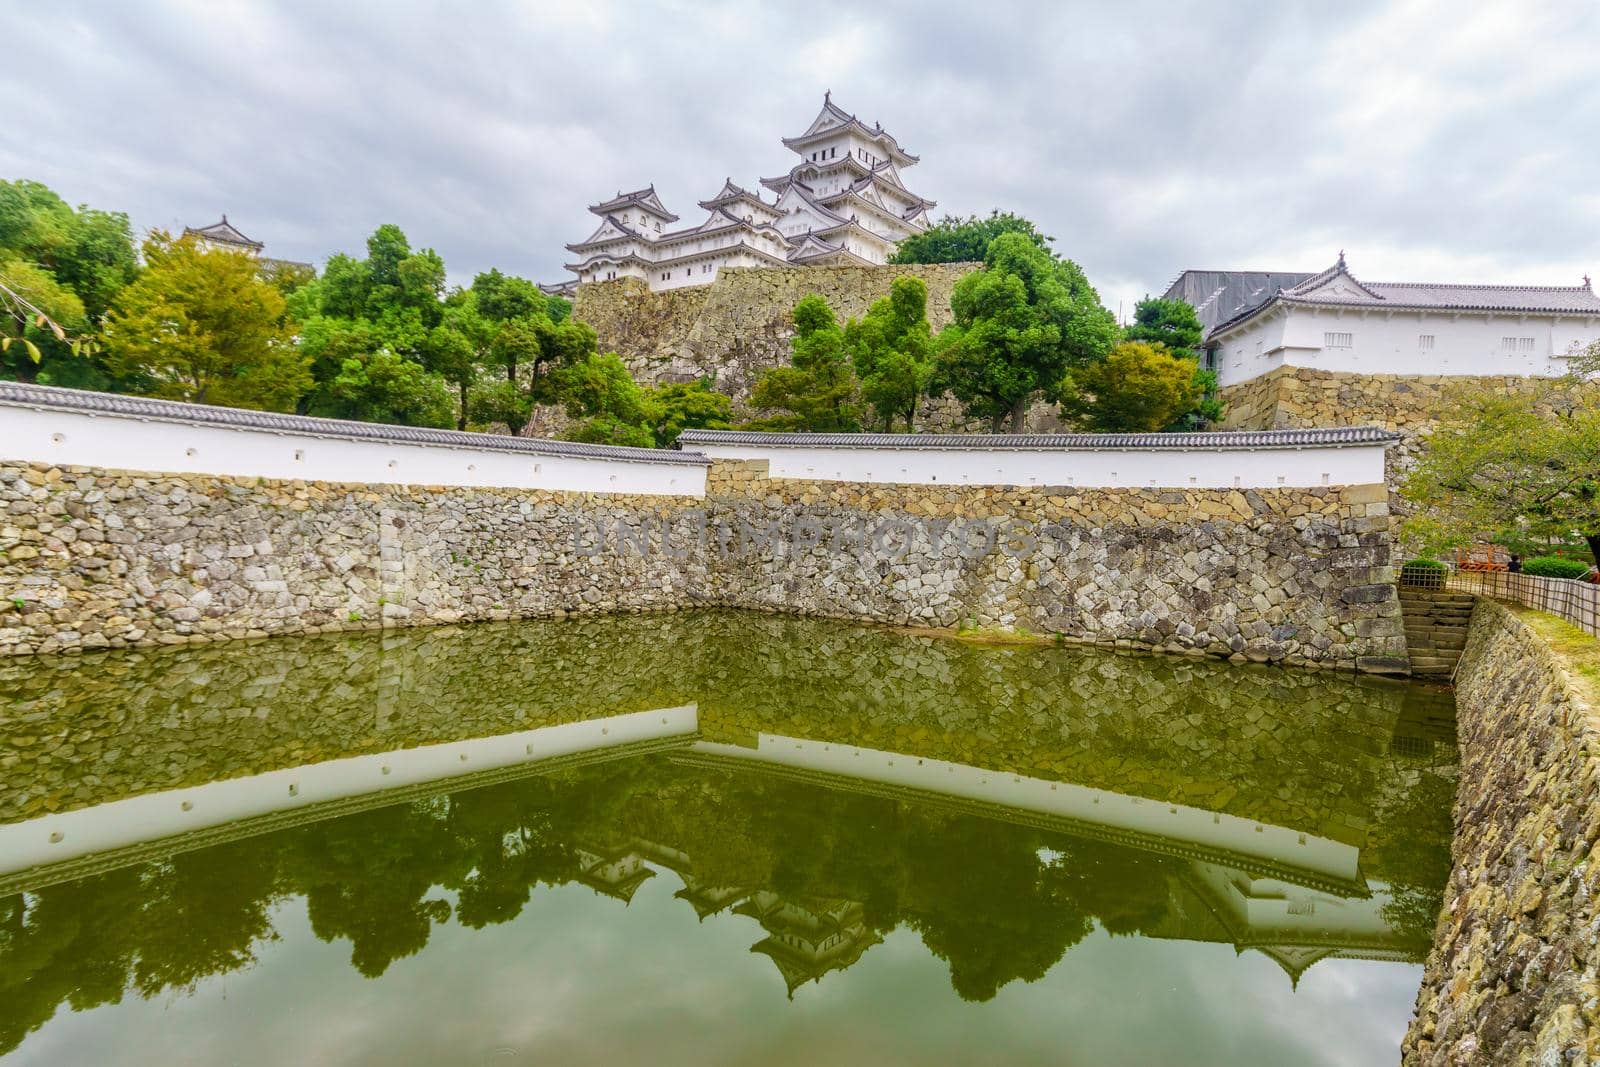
[6, 0, 1598, 318]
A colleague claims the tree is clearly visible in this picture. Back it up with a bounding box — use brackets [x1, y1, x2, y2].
[890, 211, 1053, 265]
[1124, 296, 1204, 361]
[847, 276, 934, 431]
[642, 379, 733, 447]
[0, 179, 138, 323]
[747, 294, 861, 432]
[1058, 341, 1204, 433]
[557, 352, 654, 447]
[466, 378, 534, 436]
[105, 232, 310, 411]
[932, 233, 1116, 431]
[1403, 344, 1600, 565]
[0, 259, 88, 383]
[326, 349, 455, 428]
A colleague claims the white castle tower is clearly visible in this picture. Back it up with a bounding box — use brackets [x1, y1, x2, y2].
[551, 94, 935, 296]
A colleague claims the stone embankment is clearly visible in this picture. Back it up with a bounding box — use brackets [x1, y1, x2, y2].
[1404, 600, 1600, 1065]
[0, 454, 1409, 671]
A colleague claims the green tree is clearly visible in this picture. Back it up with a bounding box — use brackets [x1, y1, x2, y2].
[747, 294, 861, 431]
[890, 211, 1053, 265]
[1124, 296, 1204, 361]
[0, 179, 138, 323]
[1403, 344, 1600, 565]
[847, 276, 934, 431]
[0, 259, 87, 383]
[327, 349, 455, 428]
[642, 379, 733, 447]
[465, 378, 534, 436]
[932, 234, 1116, 431]
[557, 352, 654, 447]
[1058, 341, 1204, 433]
[105, 232, 310, 411]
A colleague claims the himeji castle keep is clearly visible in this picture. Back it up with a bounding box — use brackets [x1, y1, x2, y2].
[548, 94, 935, 296]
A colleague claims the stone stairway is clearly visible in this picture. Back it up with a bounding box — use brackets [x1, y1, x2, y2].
[1399, 587, 1477, 678]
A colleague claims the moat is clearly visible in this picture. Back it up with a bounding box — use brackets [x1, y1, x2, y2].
[0, 611, 1457, 1065]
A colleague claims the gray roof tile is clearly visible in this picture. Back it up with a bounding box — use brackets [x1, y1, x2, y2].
[0, 383, 709, 466]
[677, 427, 1399, 451]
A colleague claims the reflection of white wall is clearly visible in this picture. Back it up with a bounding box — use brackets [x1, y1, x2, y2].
[687, 440, 1389, 490]
[0, 704, 699, 878]
[692, 733, 1359, 884]
[1, 404, 707, 497]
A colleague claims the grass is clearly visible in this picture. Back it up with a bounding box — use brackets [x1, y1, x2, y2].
[1504, 603, 1600, 709]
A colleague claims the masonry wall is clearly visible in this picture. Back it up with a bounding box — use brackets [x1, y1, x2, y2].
[1404, 600, 1600, 1065]
[573, 262, 978, 415]
[0, 462, 706, 656]
[701, 460, 1408, 671]
[0, 457, 1408, 671]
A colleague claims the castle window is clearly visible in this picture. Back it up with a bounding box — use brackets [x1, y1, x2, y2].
[1418, 334, 1435, 350]
[1501, 336, 1535, 352]
[1323, 331, 1353, 348]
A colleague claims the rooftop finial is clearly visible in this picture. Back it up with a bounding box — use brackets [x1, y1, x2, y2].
[1585, 274, 1593, 289]
[1337, 249, 1346, 268]
[824, 89, 831, 103]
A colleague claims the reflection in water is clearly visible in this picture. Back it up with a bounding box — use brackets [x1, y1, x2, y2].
[0, 612, 1457, 1058]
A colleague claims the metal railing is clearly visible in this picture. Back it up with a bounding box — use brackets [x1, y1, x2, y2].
[1448, 570, 1600, 638]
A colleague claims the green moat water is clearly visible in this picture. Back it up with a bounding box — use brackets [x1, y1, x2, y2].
[0, 612, 1456, 1065]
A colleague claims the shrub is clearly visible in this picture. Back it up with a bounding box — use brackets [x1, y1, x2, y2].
[1399, 559, 1448, 587]
[1522, 556, 1592, 579]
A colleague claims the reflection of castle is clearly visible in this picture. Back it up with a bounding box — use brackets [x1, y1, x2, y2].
[574, 837, 884, 995]
[1153, 863, 1421, 988]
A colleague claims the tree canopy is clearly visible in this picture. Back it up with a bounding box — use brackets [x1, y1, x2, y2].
[747, 294, 862, 432]
[1123, 296, 1204, 361]
[1402, 344, 1600, 565]
[105, 232, 309, 411]
[931, 233, 1117, 431]
[889, 211, 1053, 265]
[846, 276, 934, 431]
[1058, 340, 1205, 433]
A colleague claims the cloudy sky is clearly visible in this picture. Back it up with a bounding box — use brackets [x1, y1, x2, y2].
[6, 0, 1598, 317]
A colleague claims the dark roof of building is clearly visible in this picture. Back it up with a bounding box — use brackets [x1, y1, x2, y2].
[1208, 255, 1600, 336]
[0, 382, 710, 466]
[183, 216, 264, 251]
[1161, 269, 1317, 333]
[676, 427, 1400, 451]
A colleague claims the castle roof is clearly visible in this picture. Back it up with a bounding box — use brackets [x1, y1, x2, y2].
[184, 216, 263, 252]
[781, 92, 919, 166]
[1211, 254, 1600, 336]
[588, 185, 679, 222]
[697, 179, 775, 214]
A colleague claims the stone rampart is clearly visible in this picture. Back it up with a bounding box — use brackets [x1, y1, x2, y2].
[1404, 600, 1600, 1064]
[573, 263, 978, 413]
[1, 452, 1407, 671]
[699, 460, 1407, 672]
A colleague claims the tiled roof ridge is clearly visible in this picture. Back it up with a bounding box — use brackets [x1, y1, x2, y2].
[677, 426, 1400, 450]
[0, 382, 710, 466]
[1364, 279, 1593, 292]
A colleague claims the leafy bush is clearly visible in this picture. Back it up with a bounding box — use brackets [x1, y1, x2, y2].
[1522, 556, 1592, 579]
[1399, 559, 1448, 587]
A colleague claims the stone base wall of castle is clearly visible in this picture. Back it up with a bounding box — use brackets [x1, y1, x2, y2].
[1, 457, 1407, 672]
[574, 263, 979, 420]
[1404, 600, 1600, 1065]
